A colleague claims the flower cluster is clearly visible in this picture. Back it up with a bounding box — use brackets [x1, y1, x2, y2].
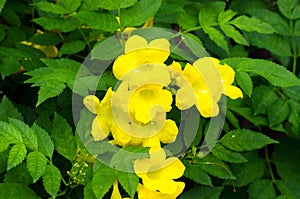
[83, 35, 243, 199]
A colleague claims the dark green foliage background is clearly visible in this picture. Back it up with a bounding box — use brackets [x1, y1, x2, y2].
[0, 0, 300, 198]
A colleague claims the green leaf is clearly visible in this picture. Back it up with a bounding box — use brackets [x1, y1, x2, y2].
[225, 110, 240, 129]
[227, 99, 268, 126]
[0, 137, 9, 152]
[59, 40, 85, 57]
[9, 119, 38, 150]
[202, 26, 229, 54]
[235, 71, 253, 97]
[32, 123, 54, 159]
[223, 58, 300, 87]
[248, 9, 290, 36]
[252, 85, 278, 115]
[245, 32, 292, 56]
[27, 151, 47, 183]
[220, 23, 248, 45]
[183, 160, 212, 186]
[25, 58, 81, 106]
[121, 0, 162, 26]
[231, 16, 275, 34]
[248, 179, 276, 199]
[84, 182, 97, 199]
[0, 96, 23, 122]
[276, 180, 300, 197]
[212, 144, 247, 163]
[0, 0, 6, 13]
[0, 183, 41, 199]
[283, 86, 300, 100]
[294, 19, 300, 36]
[96, 0, 137, 10]
[181, 33, 205, 57]
[74, 10, 119, 31]
[291, 4, 300, 19]
[0, 56, 21, 78]
[268, 99, 290, 127]
[230, 152, 265, 187]
[180, 186, 224, 199]
[218, 10, 237, 23]
[34, 1, 70, 15]
[7, 143, 27, 170]
[278, 0, 298, 19]
[4, 163, 32, 186]
[0, 121, 23, 144]
[287, 100, 300, 134]
[92, 164, 116, 199]
[91, 36, 123, 60]
[193, 154, 235, 180]
[60, 0, 82, 13]
[110, 146, 149, 172]
[220, 129, 278, 152]
[29, 33, 61, 46]
[33, 16, 80, 33]
[117, 171, 139, 198]
[272, 137, 300, 185]
[198, 2, 226, 26]
[42, 164, 61, 198]
[51, 113, 76, 161]
[2, 9, 21, 26]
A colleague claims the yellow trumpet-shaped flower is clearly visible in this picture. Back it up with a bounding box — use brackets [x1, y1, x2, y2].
[137, 183, 185, 199]
[83, 88, 113, 141]
[110, 181, 131, 199]
[134, 148, 185, 195]
[169, 57, 242, 118]
[112, 35, 170, 79]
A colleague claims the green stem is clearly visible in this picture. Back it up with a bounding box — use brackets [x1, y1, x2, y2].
[265, 147, 276, 184]
[182, 26, 202, 33]
[78, 28, 91, 51]
[290, 19, 298, 74]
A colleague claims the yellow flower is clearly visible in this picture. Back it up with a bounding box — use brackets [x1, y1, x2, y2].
[134, 148, 185, 195]
[169, 57, 242, 117]
[110, 111, 178, 148]
[83, 88, 113, 141]
[112, 35, 170, 79]
[212, 58, 243, 99]
[137, 183, 185, 199]
[111, 181, 131, 199]
[129, 84, 172, 124]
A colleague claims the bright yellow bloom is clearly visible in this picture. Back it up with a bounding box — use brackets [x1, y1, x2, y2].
[110, 110, 178, 148]
[110, 181, 131, 199]
[83, 88, 113, 141]
[137, 183, 185, 199]
[134, 148, 185, 195]
[212, 58, 243, 99]
[112, 35, 170, 79]
[169, 57, 242, 117]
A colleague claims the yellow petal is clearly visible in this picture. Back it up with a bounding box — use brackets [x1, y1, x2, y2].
[149, 157, 185, 180]
[91, 116, 110, 141]
[217, 63, 235, 85]
[125, 35, 148, 53]
[112, 54, 139, 80]
[195, 93, 219, 118]
[157, 119, 178, 144]
[224, 85, 243, 99]
[111, 181, 122, 199]
[175, 85, 196, 110]
[83, 95, 101, 114]
[130, 84, 172, 124]
[110, 123, 134, 147]
[137, 182, 185, 199]
[148, 38, 170, 52]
